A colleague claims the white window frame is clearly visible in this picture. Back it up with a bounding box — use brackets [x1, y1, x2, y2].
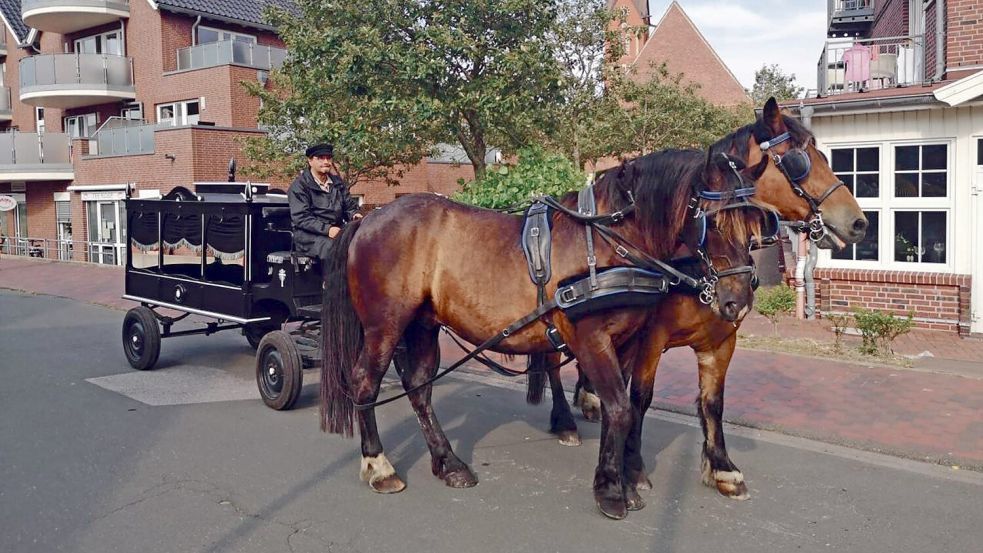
[121, 101, 143, 121]
[156, 99, 200, 127]
[821, 138, 955, 272]
[196, 25, 257, 46]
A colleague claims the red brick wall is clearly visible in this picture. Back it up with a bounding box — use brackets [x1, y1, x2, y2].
[947, 0, 983, 73]
[815, 268, 971, 334]
[871, 0, 908, 38]
[351, 161, 476, 207]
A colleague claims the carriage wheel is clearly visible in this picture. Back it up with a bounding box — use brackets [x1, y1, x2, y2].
[256, 331, 303, 410]
[244, 322, 279, 350]
[122, 306, 161, 370]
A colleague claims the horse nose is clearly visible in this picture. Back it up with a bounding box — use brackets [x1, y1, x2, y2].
[722, 301, 740, 321]
[852, 217, 868, 235]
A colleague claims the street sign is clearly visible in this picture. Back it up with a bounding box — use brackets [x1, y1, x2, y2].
[0, 195, 17, 212]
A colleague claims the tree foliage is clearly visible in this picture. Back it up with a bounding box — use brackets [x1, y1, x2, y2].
[453, 146, 584, 209]
[245, 0, 566, 183]
[750, 63, 804, 105]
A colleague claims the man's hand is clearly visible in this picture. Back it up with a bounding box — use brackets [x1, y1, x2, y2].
[328, 226, 341, 239]
[352, 213, 364, 220]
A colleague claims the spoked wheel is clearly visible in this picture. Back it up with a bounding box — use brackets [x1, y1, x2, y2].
[256, 331, 303, 410]
[244, 322, 279, 350]
[122, 306, 161, 370]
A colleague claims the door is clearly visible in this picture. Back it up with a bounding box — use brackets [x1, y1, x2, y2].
[86, 200, 125, 265]
[972, 159, 983, 333]
[0, 194, 27, 255]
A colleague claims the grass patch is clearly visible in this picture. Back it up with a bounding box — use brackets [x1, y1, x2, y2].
[737, 333, 913, 368]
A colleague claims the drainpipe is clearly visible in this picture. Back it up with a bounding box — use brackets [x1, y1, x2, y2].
[795, 231, 808, 319]
[191, 16, 202, 45]
[804, 240, 818, 319]
[935, 0, 945, 81]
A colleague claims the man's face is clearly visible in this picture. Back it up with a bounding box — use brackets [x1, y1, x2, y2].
[308, 154, 333, 175]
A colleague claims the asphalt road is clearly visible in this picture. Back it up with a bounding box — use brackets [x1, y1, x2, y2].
[1, 290, 981, 553]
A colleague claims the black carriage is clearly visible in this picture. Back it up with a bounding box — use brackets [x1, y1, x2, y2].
[121, 180, 323, 410]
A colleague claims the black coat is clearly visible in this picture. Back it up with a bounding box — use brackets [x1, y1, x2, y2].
[288, 168, 359, 258]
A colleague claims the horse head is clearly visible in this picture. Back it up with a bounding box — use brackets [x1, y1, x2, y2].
[712, 97, 867, 250]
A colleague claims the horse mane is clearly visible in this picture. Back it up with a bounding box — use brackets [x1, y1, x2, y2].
[709, 113, 813, 162]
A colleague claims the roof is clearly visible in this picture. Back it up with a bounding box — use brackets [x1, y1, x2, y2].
[630, 1, 749, 106]
[153, 0, 297, 31]
[0, 0, 31, 43]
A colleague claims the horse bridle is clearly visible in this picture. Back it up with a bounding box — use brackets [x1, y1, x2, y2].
[759, 131, 845, 242]
[685, 156, 779, 305]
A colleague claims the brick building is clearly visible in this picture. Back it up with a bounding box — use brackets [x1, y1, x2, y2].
[783, 0, 983, 334]
[0, 0, 477, 266]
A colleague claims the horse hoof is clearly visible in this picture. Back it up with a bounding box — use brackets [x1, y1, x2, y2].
[443, 468, 479, 488]
[596, 497, 628, 520]
[704, 469, 749, 500]
[369, 474, 407, 494]
[625, 489, 646, 511]
[576, 392, 601, 423]
[556, 430, 582, 447]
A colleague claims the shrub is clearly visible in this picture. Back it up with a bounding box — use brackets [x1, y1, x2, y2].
[754, 284, 796, 334]
[825, 313, 852, 353]
[852, 308, 914, 355]
[453, 146, 585, 209]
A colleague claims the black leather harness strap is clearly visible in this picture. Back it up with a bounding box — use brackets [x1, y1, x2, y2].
[578, 184, 599, 290]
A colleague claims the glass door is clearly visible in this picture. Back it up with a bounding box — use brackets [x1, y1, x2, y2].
[973, 144, 983, 333]
[86, 200, 125, 265]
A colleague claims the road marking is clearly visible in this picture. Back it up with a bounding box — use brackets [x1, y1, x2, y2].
[87, 367, 258, 406]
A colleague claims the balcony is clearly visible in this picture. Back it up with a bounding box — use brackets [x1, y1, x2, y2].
[176, 41, 287, 72]
[816, 35, 926, 97]
[0, 132, 74, 181]
[89, 117, 156, 157]
[0, 87, 11, 121]
[22, 0, 129, 34]
[828, 0, 874, 36]
[19, 53, 135, 109]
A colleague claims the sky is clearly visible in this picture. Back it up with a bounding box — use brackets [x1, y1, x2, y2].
[646, 0, 829, 92]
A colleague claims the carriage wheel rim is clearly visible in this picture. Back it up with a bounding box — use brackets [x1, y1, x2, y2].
[261, 348, 285, 398]
[127, 321, 145, 358]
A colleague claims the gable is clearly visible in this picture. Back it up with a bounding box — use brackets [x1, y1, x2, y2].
[632, 2, 749, 107]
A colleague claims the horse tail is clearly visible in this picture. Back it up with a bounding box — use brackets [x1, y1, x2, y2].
[526, 353, 548, 405]
[320, 219, 363, 437]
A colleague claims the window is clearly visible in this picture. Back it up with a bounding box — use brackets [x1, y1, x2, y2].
[895, 144, 947, 197]
[977, 138, 983, 166]
[196, 26, 256, 46]
[74, 31, 123, 55]
[156, 100, 200, 126]
[63, 113, 98, 139]
[35, 107, 44, 133]
[831, 147, 879, 197]
[121, 102, 143, 121]
[824, 141, 951, 269]
[895, 211, 946, 264]
[832, 210, 879, 261]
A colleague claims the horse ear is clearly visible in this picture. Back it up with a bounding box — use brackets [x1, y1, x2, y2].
[762, 97, 785, 135]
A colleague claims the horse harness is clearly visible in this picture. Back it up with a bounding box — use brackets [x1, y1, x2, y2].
[759, 131, 845, 242]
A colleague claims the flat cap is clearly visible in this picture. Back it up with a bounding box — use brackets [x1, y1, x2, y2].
[305, 143, 334, 157]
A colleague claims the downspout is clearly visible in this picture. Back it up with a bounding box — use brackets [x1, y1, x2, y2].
[798, 105, 817, 319]
[935, 0, 945, 81]
[191, 15, 202, 45]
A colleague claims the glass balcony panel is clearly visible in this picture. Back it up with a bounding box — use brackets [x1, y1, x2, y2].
[105, 56, 131, 87]
[0, 133, 14, 164]
[175, 41, 286, 71]
[232, 42, 252, 65]
[816, 35, 924, 97]
[41, 134, 71, 163]
[125, 128, 140, 152]
[78, 54, 104, 84]
[14, 134, 41, 164]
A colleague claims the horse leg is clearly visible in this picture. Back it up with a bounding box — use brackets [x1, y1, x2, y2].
[354, 328, 407, 494]
[572, 366, 601, 423]
[400, 322, 478, 488]
[695, 333, 748, 500]
[561, 324, 634, 520]
[622, 332, 666, 510]
[547, 353, 581, 446]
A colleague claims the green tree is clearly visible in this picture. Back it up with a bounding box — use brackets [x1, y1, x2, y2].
[750, 64, 804, 105]
[453, 146, 584, 208]
[246, 0, 566, 183]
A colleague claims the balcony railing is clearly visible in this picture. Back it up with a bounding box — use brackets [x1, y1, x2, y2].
[828, 0, 874, 35]
[0, 87, 11, 119]
[0, 132, 73, 179]
[90, 117, 156, 157]
[19, 53, 135, 108]
[816, 35, 925, 97]
[22, 0, 130, 34]
[176, 41, 287, 72]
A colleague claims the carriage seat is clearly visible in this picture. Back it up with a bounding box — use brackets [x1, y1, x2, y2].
[261, 206, 317, 268]
[266, 250, 314, 268]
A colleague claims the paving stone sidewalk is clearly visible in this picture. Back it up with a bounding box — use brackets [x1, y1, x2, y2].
[3, 255, 981, 470]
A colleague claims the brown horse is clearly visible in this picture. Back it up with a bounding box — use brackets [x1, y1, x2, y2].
[530, 98, 868, 509]
[319, 151, 769, 519]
